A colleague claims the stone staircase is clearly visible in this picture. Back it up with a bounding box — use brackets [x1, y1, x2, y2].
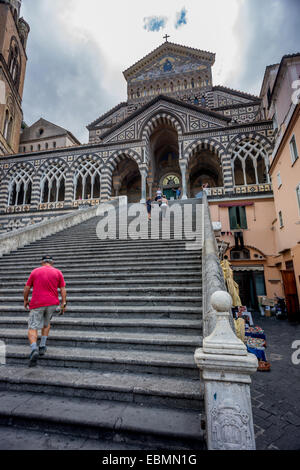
[0, 199, 205, 449]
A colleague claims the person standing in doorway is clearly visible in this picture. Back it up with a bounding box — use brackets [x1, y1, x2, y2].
[24, 255, 67, 367]
[176, 187, 181, 200]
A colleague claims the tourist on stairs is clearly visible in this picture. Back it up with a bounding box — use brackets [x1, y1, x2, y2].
[24, 255, 67, 368]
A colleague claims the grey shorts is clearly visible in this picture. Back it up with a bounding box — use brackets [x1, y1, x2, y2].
[28, 305, 57, 330]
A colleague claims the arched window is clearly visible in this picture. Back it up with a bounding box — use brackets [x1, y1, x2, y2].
[184, 80, 187, 90]
[8, 41, 20, 88]
[3, 110, 9, 139]
[7, 117, 13, 145]
[74, 157, 102, 200]
[40, 162, 67, 203]
[8, 166, 34, 206]
[231, 139, 270, 186]
[191, 79, 195, 89]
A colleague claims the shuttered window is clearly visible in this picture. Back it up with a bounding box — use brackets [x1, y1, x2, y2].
[229, 206, 248, 230]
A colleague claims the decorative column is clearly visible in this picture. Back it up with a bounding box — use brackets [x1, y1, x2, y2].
[100, 169, 112, 202]
[140, 169, 147, 204]
[30, 173, 41, 210]
[147, 178, 153, 200]
[194, 291, 258, 450]
[113, 176, 121, 198]
[64, 171, 74, 208]
[0, 178, 9, 213]
[222, 154, 235, 194]
[180, 162, 188, 200]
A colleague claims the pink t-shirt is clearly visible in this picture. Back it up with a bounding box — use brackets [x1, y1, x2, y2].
[26, 266, 66, 310]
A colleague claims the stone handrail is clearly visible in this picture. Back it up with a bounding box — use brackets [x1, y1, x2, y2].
[195, 195, 258, 450]
[201, 192, 228, 337]
[0, 200, 117, 258]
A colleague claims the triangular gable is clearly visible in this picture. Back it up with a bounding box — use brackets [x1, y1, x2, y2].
[20, 118, 68, 142]
[213, 86, 260, 107]
[101, 96, 230, 144]
[123, 42, 215, 84]
[87, 103, 128, 130]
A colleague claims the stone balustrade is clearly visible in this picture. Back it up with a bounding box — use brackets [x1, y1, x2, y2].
[195, 193, 258, 450]
[0, 200, 117, 257]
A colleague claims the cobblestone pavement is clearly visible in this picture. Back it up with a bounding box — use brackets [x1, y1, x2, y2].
[250, 312, 300, 450]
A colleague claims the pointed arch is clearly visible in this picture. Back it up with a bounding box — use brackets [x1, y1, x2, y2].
[6, 162, 35, 206]
[230, 137, 271, 186]
[73, 154, 103, 200]
[38, 158, 69, 203]
[106, 149, 144, 174]
[184, 138, 226, 166]
[140, 111, 185, 142]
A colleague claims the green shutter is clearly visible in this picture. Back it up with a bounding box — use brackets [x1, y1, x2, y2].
[229, 207, 238, 229]
[239, 207, 248, 229]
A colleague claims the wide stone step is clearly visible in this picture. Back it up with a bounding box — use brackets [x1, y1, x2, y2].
[0, 328, 202, 353]
[0, 316, 203, 335]
[0, 252, 202, 263]
[5, 345, 199, 378]
[0, 365, 203, 410]
[1, 252, 201, 262]
[0, 280, 202, 291]
[0, 286, 202, 297]
[0, 390, 205, 448]
[0, 305, 202, 320]
[0, 271, 202, 282]
[0, 295, 202, 307]
[17, 240, 195, 250]
[0, 260, 201, 273]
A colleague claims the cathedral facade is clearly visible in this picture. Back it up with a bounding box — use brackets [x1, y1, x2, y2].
[0, 36, 274, 229]
[3, 0, 295, 312]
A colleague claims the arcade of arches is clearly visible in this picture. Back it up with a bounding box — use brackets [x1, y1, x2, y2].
[113, 124, 225, 203]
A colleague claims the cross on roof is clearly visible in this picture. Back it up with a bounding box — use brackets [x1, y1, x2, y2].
[163, 34, 170, 43]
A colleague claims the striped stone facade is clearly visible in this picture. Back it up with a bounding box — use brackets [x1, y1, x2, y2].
[0, 98, 274, 233]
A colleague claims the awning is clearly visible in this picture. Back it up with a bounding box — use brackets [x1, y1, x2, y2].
[232, 265, 264, 272]
[218, 202, 254, 208]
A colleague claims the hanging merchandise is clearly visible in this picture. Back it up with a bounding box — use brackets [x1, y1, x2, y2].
[245, 324, 271, 372]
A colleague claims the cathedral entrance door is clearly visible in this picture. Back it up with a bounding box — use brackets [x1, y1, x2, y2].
[164, 188, 177, 200]
[162, 174, 181, 200]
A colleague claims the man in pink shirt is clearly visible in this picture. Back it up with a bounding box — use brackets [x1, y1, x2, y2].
[24, 255, 67, 367]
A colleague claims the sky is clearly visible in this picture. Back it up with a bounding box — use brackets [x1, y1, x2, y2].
[20, 0, 300, 144]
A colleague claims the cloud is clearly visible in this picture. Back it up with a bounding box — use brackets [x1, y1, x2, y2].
[175, 7, 187, 29]
[21, 0, 118, 144]
[231, 0, 300, 95]
[143, 16, 168, 32]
